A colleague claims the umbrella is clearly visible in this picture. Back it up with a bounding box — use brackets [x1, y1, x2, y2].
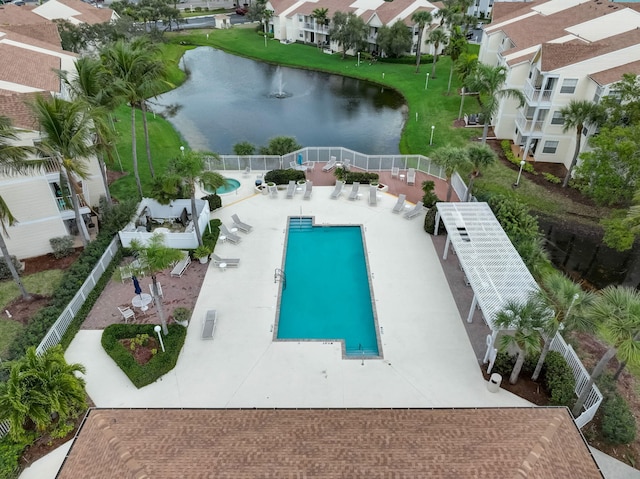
[133, 276, 142, 296]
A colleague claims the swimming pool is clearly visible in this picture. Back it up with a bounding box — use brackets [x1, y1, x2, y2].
[204, 178, 240, 195]
[275, 217, 380, 358]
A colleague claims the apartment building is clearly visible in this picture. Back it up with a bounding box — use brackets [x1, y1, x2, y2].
[479, 0, 640, 167]
[0, 3, 107, 259]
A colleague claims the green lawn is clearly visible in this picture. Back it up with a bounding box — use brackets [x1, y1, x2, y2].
[0, 319, 22, 359]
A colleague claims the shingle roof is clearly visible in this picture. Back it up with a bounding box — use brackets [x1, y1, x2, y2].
[0, 3, 51, 25]
[0, 42, 60, 91]
[51, 0, 114, 24]
[590, 59, 640, 86]
[0, 89, 43, 130]
[57, 408, 604, 479]
[0, 21, 61, 47]
[286, 0, 356, 18]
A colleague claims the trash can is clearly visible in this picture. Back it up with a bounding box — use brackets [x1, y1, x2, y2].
[487, 373, 502, 393]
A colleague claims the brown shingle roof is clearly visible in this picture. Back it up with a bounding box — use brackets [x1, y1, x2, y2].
[0, 89, 44, 130]
[0, 21, 60, 47]
[490, 0, 547, 23]
[0, 3, 51, 25]
[590, 59, 640, 86]
[0, 42, 60, 91]
[51, 0, 114, 24]
[286, 0, 355, 18]
[57, 408, 604, 479]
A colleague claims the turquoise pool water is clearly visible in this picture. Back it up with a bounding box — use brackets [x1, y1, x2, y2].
[205, 178, 240, 195]
[276, 217, 379, 356]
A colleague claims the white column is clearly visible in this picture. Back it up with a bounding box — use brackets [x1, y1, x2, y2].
[466, 294, 477, 323]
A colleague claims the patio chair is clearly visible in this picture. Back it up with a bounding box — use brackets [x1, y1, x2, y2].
[118, 306, 135, 323]
[290, 161, 307, 172]
[231, 214, 253, 233]
[220, 224, 242, 244]
[170, 251, 191, 277]
[343, 159, 351, 170]
[404, 201, 424, 219]
[303, 181, 313, 199]
[330, 180, 344, 199]
[369, 185, 377, 206]
[268, 183, 278, 198]
[322, 156, 337, 172]
[119, 265, 132, 283]
[202, 309, 217, 339]
[243, 166, 250, 176]
[286, 180, 296, 199]
[148, 282, 163, 298]
[212, 253, 240, 267]
[391, 166, 399, 178]
[407, 168, 416, 185]
[392, 194, 406, 213]
[348, 182, 360, 200]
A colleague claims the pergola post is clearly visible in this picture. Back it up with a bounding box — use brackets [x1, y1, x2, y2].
[483, 330, 499, 363]
[433, 211, 441, 235]
[466, 294, 478, 323]
[443, 235, 451, 260]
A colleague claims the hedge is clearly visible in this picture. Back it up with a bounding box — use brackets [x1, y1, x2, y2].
[343, 172, 379, 185]
[0, 436, 29, 479]
[101, 324, 187, 388]
[264, 169, 306, 185]
[601, 393, 637, 445]
[542, 351, 576, 407]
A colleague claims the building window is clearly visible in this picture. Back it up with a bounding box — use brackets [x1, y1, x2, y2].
[551, 111, 564, 125]
[560, 78, 578, 94]
[542, 140, 559, 154]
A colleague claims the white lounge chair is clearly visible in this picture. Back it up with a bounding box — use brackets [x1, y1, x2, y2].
[404, 202, 424, 219]
[220, 224, 242, 244]
[322, 156, 337, 172]
[343, 159, 351, 170]
[212, 253, 240, 267]
[348, 182, 360, 200]
[303, 180, 313, 199]
[118, 306, 135, 323]
[286, 180, 296, 198]
[391, 166, 399, 178]
[202, 309, 217, 339]
[170, 251, 191, 277]
[231, 214, 253, 233]
[407, 168, 416, 185]
[243, 166, 250, 176]
[290, 161, 307, 172]
[392, 194, 406, 213]
[330, 180, 344, 199]
[369, 185, 377, 206]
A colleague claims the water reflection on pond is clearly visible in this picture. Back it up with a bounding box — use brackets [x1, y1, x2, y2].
[154, 47, 406, 154]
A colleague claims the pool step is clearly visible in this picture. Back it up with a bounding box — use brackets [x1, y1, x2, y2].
[346, 348, 379, 357]
[289, 217, 313, 230]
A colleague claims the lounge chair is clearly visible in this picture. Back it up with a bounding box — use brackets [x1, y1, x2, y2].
[220, 224, 242, 244]
[170, 251, 191, 277]
[211, 253, 240, 267]
[118, 306, 135, 323]
[404, 202, 424, 219]
[343, 159, 351, 170]
[202, 309, 217, 339]
[348, 182, 360, 200]
[407, 168, 416, 185]
[286, 180, 296, 198]
[148, 282, 163, 298]
[231, 214, 253, 233]
[322, 156, 337, 172]
[268, 183, 278, 198]
[303, 180, 313, 199]
[391, 166, 399, 178]
[243, 166, 250, 176]
[392, 194, 406, 213]
[330, 180, 344, 199]
[369, 185, 377, 206]
[290, 161, 307, 172]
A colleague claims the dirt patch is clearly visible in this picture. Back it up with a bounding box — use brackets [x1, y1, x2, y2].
[107, 169, 127, 185]
[22, 249, 82, 275]
[119, 336, 159, 365]
[483, 369, 551, 407]
[5, 295, 51, 326]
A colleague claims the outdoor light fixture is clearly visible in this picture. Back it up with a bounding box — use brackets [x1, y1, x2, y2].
[425, 72, 430, 90]
[154, 325, 166, 352]
[180, 145, 185, 156]
[514, 160, 526, 187]
[430, 125, 435, 145]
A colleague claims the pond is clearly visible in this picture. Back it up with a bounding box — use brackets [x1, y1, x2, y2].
[153, 47, 406, 155]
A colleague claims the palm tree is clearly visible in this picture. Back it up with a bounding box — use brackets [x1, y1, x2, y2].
[531, 272, 595, 381]
[311, 7, 329, 46]
[464, 143, 496, 201]
[427, 28, 448, 79]
[432, 146, 469, 201]
[32, 96, 95, 247]
[494, 297, 549, 384]
[560, 100, 606, 188]
[454, 52, 478, 84]
[572, 286, 640, 417]
[130, 234, 184, 335]
[101, 38, 169, 198]
[446, 26, 467, 95]
[464, 63, 525, 144]
[411, 10, 432, 73]
[0, 345, 86, 442]
[152, 150, 226, 246]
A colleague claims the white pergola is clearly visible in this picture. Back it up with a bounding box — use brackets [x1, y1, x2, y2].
[434, 202, 540, 360]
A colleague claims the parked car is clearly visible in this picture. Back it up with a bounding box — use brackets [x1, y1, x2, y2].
[235, 6, 248, 15]
[12, 0, 26, 5]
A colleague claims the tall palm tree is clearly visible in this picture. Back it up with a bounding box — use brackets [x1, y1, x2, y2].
[572, 286, 640, 417]
[494, 297, 549, 384]
[454, 52, 478, 84]
[130, 234, 184, 335]
[311, 7, 329, 46]
[32, 96, 95, 247]
[531, 272, 595, 381]
[464, 143, 496, 201]
[151, 150, 226, 246]
[0, 345, 86, 442]
[464, 63, 525, 144]
[411, 10, 432, 73]
[560, 100, 606, 188]
[446, 26, 467, 95]
[427, 28, 448, 79]
[432, 146, 469, 201]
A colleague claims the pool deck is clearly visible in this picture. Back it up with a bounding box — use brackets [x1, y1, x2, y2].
[65, 171, 527, 409]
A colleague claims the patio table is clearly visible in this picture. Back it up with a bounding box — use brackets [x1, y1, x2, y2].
[132, 293, 153, 312]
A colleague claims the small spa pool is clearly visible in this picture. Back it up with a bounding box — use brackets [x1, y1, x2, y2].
[205, 178, 241, 195]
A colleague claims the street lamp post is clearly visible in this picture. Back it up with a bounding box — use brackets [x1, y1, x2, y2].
[154, 325, 166, 353]
[357, 52, 360, 67]
[425, 72, 430, 90]
[514, 160, 526, 187]
[180, 145, 185, 157]
[429, 125, 435, 145]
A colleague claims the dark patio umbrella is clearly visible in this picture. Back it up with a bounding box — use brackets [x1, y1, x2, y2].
[133, 276, 142, 296]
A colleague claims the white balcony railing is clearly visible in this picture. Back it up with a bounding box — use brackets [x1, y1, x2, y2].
[55, 195, 87, 212]
[523, 80, 553, 104]
[515, 112, 544, 133]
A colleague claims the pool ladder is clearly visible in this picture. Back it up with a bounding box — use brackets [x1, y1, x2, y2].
[274, 268, 286, 290]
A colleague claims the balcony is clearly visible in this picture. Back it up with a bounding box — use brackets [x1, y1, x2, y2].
[515, 112, 544, 134]
[56, 195, 87, 212]
[523, 80, 553, 104]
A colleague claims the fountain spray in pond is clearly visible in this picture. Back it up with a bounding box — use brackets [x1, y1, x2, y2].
[270, 67, 291, 99]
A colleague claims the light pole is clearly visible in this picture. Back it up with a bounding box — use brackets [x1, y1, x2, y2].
[514, 160, 525, 187]
[425, 72, 430, 90]
[180, 145, 185, 157]
[357, 52, 360, 67]
[154, 325, 165, 353]
[429, 125, 435, 145]
[458, 87, 465, 120]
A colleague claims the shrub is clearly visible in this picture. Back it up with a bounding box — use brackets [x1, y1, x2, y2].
[343, 171, 379, 185]
[0, 436, 29, 479]
[264, 169, 306, 185]
[173, 307, 191, 324]
[423, 207, 446, 235]
[203, 219, 221, 252]
[201, 193, 222, 211]
[542, 351, 576, 407]
[489, 351, 515, 377]
[501, 140, 536, 174]
[542, 172, 561, 184]
[233, 141, 255, 155]
[101, 324, 187, 388]
[0, 255, 22, 281]
[601, 393, 637, 445]
[421, 180, 439, 208]
[49, 235, 74, 259]
[194, 6, 202, 11]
